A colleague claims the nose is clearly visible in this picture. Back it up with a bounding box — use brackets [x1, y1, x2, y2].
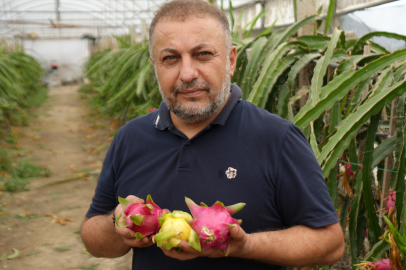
[179, 56, 198, 83]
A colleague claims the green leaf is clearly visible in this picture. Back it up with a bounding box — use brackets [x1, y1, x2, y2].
[118, 196, 133, 211]
[318, 80, 406, 168]
[321, 130, 357, 178]
[257, 20, 277, 38]
[241, 37, 267, 99]
[309, 28, 341, 105]
[394, 63, 406, 82]
[248, 41, 307, 106]
[335, 55, 366, 74]
[352, 31, 406, 54]
[382, 215, 406, 256]
[344, 78, 370, 119]
[278, 84, 291, 119]
[130, 214, 144, 226]
[324, 0, 335, 34]
[327, 165, 337, 207]
[188, 229, 201, 252]
[294, 48, 406, 130]
[372, 136, 396, 169]
[297, 35, 330, 44]
[367, 67, 393, 101]
[293, 68, 356, 124]
[268, 15, 319, 53]
[7, 248, 20, 260]
[229, 1, 234, 35]
[171, 210, 192, 219]
[328, 101, 340, 134]
[287, 53, 321, 91]
[370, 41, 390, 55]
[356, 204, 367, 257]
[361, 113, 381, 246]
[349, 172, 363, 266]
[330, 48, 347, 63]
[363, 239, 389, 261]
[244, 9, 267, 38]
[155, 228, 179, 243]
[135, 232, 146, 239]
[340, 196, 351, 235]
[395, 94, 406, 227]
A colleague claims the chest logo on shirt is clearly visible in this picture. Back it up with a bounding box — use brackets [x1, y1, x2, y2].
[225, 167, 237, 179]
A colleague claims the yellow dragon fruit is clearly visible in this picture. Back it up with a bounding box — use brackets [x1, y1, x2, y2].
[155, 210, 201, 252]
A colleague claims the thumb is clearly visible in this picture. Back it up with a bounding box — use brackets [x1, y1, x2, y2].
[229, 224, 245, 240]
[125, 195, 145, 204]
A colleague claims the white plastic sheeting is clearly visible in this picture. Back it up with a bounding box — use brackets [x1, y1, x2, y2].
[339, 1, 406, 52]
[23, 39, 90, 85]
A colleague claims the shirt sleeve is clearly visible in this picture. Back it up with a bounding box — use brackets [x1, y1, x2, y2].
[85, 137, 118, 218]
[274, 123, 339, 228]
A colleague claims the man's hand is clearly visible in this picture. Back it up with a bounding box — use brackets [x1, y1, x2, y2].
[114, 195, 155, 248]
[160, 223, 345, 267]
[159, 225, 250, 261]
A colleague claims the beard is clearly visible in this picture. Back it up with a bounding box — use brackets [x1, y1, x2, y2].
[158, 68, 231, 124]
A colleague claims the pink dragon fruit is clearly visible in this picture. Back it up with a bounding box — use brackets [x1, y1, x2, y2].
[366, 259, 392, 270]
[116, 195, 169, 239]
[384, 191, 396, 211]
[185, 197, 245, 254]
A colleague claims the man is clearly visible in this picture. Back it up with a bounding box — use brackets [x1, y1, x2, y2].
[81, 0, 345, 269]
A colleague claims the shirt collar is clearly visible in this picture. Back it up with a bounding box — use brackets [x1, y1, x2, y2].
[154, 84, 242, 130]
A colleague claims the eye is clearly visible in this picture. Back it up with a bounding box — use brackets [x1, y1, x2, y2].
[198, 51, 211, 56]
[163, 55, 177, 61]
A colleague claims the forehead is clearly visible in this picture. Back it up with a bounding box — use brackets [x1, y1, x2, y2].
[152, 16, 225, 50]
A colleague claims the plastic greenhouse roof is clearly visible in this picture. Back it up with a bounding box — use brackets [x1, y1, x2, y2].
[0, 0, 256, 38]
[0, 0, 405, 40]
[0, 0, 171, 38]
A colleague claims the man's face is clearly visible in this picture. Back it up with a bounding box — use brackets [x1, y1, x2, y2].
[151, 16, 236, 123]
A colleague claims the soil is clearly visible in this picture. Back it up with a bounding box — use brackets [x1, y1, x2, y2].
[0, 86, 132, 270]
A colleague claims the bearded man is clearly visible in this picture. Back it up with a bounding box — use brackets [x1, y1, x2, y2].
[81, 0, 345, 269]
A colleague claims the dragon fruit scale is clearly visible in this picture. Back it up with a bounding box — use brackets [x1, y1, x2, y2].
[155, 211, 201, 252]
[185, 197, 245, 254]
[116, 195, 169, 239]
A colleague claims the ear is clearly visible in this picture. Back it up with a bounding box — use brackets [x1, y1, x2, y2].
[229, 46, 237, 77]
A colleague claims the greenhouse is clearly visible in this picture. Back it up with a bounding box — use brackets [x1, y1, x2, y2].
[1, 0, 406, 269]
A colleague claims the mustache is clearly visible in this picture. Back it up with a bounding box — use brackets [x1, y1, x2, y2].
[172, 80, 211, 94]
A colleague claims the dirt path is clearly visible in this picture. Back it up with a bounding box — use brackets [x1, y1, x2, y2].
[0, 86, 132, 270]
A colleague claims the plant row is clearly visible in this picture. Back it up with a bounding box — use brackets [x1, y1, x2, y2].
[0, 46, 49, 192]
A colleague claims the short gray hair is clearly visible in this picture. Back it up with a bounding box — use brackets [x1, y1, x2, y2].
[148, 0, 232, 62]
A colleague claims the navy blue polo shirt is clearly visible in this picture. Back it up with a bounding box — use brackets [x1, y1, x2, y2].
[86, 84, 338, 270]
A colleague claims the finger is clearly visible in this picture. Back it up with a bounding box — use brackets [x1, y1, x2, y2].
[159, 246, 199, 261]
[229, 224, 245, 240]
[142, 236, 150, 244]
[116, 226, 135, 239]
[228, 225, 250, 257]
[177, 240, 201, 255]
[125, 195, 145, 204]
[123, 237, 155, 248]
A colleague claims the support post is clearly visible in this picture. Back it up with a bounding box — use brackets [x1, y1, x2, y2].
[296, 0, 316, 108]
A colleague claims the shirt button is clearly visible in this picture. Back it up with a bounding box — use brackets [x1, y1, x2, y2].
[186, 142, 191, 146]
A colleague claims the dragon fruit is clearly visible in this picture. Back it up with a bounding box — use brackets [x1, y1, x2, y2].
[154, 210, 201, 252]
[368, 259, 392, 270]
[384, 191, 396, 211]
[185, 197, 245, 254]
[356, 259, 392, 270]
[116, 195, 169, 239]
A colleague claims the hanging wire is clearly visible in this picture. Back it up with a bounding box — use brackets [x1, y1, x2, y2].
[338, 159, 398, 173]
